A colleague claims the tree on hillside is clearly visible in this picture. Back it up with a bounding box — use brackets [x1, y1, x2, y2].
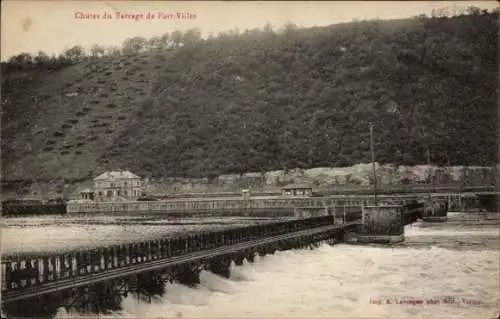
[280, 22, 299, 34]
[33, 51, 50, 65]
[263, 22, 274, 34]
[183, 27, 202, 46]
[105, 46, 122, 56]
[90, 44, 105, 57]
[64, 46, 85, 62]
[170, 30, 184, 47]
[7, 53, 34, 69]
[160, 33, 172, 49]
[147, 36, 163, 51]
[122, 36, 148, 54]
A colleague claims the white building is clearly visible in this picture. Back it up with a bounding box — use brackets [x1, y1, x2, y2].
[94, 170, 143, 201]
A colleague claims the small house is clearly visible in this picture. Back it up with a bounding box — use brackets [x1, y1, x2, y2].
[281, 183, 313, 197]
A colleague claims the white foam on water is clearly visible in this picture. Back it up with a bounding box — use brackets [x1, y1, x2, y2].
[230, 259, 258, 282]
[55, 229, 499, 319]
[405, 225, 500, 237]
[11, 213, 497, 319]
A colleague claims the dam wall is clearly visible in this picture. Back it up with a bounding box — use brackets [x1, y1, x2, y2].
[66, 196, 374, 216]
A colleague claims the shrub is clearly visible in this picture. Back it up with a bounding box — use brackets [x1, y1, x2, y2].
[97, 114, 113, 119]
[94, 123, 109, 128]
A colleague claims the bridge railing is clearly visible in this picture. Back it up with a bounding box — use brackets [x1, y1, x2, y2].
[65, 188, 490, 215]
[316, 184, 495, 196]
[1, 215, 348, 294]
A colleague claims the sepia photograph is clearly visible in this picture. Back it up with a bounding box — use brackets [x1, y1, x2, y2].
[1, 1, 499, 318]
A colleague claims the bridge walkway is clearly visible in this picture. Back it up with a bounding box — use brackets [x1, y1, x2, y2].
[2, 215, 361, 304]
[3, 220, 360, 303]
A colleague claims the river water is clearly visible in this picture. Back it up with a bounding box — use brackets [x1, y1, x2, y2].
[2, 212, 499, 319]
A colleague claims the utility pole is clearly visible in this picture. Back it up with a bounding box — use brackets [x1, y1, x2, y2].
[426, 147, 431, 185]
[369, 122, 378, 205]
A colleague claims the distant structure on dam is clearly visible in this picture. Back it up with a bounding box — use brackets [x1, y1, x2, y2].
[281, 183, 314, 197]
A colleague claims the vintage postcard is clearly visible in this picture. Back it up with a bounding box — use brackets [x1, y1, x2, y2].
[1, 0, 499, 318]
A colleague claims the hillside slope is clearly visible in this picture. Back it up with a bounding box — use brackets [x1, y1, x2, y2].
[2, 11, 498, 181]
[2, 53, 168, 180]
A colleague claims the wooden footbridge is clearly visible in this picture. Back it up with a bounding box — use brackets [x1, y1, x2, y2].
[1, 201, 438, 317]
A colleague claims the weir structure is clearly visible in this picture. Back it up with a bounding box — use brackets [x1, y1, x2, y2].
[64, 190, 491, 215]
[1, 201, 448, 318]
[351, 205, 406, 243]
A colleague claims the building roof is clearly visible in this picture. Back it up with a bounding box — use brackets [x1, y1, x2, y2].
[282, 183, 312, 190]
[94, 170, 141, 181]
[79, 188, 94, 193]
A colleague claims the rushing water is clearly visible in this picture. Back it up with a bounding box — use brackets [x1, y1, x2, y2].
[2, 212, 499, 319]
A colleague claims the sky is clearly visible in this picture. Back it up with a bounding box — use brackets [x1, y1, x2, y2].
[1, 1, 498, 61]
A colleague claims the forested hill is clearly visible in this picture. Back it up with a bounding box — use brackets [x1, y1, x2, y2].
[1, 9, 498, 181]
